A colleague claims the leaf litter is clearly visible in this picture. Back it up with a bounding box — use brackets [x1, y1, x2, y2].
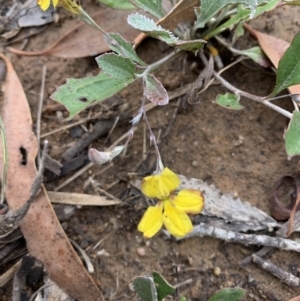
[0, 53, 104, 301]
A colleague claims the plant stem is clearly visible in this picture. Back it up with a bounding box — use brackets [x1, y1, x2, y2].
[136, 50, 182, 78]
[199, 52, 293, 119]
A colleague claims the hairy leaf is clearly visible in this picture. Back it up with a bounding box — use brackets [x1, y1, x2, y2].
[285, 111, 300, 158]
[96, 53, 136, 80]
[133, 276, 158, 301]
[207, 288, 244, 301]
[95, 0, 136, 9]
[215, 93, 244, 110]
[51, 73, 134, 119]
[127, 13, 178, 44]
[175, 39, 206, 52]
[239, 46, 270, 68]
[271, 31, 300, 96]
[195, 0, 268, 29]
[106, 33, 146, 66]
[205, 0, 279, 39]
[131, 0, 163, 19]
[152, 272, 175, 301]
[144, 74, 169, 105]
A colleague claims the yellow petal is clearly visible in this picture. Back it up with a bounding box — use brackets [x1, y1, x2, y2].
[141, 167, 180, 199]
[137, 203, 163, 238]
[37, 0, 51, 10]
[172, 189, 205, 214]
[53, 0, 59, 7]
[163, 199, 193, 237]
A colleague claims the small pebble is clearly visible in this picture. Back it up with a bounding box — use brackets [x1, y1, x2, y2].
[214, 266, 221, 276]
[193, 141, 199, 147]
[227, 280, 234, 287]
[145, 241, 151, 247]
[192, 160, 198, 167]
[137, 247, 146, 257]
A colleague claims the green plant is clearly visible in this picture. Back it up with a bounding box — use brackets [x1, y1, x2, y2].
[132, 271, 245, 301]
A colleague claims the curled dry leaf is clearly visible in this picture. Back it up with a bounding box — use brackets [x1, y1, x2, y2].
[7, 8, 138, 58]
[0, 53, 104, 301]
[244, 23, 300, 96]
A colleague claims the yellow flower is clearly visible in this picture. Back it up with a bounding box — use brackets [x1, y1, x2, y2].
[138, 189, 204, 238]
[37, 0, 58, 11]
[37, 0, 80, 14]
[141, 167, 180, 199]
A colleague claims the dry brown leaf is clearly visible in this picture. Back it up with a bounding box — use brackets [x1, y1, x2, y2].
[0, 53, 105, 301]
[48, 191, 121, 206]
[244, 23, 300, 95]
[134, 0, 198, 45]
[7, 8, 138, 58]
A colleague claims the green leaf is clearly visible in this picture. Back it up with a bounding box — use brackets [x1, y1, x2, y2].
[51, 73, 134, 119]
[174, 39, 206, 52]
[133, 276, 158, 301]
[144, 74, 169, 105]
[285, 0, 300, 4]
[285, 111, 300, 158]
[208, 288, 245, 301]
[132, 0, 163, 19]
[271, 31, 300, 96]
[127, 13, 178, 45]
[205, 0, 280, 39]
[95, 0, 136, 9]
[195, 0, 262, 29]
[232, 21, 245, 43]
[96, 53, 136, 81]
[215, 93, 244, 110]
[152, 272, 175, 301]
[239, 46, 270, 68]
[106, 33, 146, 66]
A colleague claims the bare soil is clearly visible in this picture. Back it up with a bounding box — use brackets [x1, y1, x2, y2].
[1, 2, 300, 301]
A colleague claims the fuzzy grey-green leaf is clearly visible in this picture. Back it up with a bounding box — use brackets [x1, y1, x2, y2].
[106, 33, 146, 66]
[207, 288, 244, 301]
[195, 0, 268, 29]
[271, 31, 300, 96]
[152, 272, 175, 301]
[133, 276, 158, 301]
[127, 13, 178, 44]
[175, 39, 206, 52]
[132, 0, 163, 19]
[285, 111, 300, 158]
[96, 53, 136, 81]
[51, 73, 134, 119]
[144, 74, 168, 105]
[95, 0, 136, 9]
[215, 93, 244, 110]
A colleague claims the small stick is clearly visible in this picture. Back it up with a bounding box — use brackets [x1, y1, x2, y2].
[184, 223, 300, 252]
[240, 211, 300, 266]
[252, 254, 300, 287]
[36, 65, 46, 168]
[162, 98, 181, 139]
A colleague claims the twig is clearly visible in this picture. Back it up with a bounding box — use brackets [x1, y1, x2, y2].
[239, 211, 300, 266]
[70, 239, 94, 274]
[173, 278, 193, 289]
[184, 223, 300, 252]
[36, 65, 46, 168]
[252, 254, 300, 287]
[199, 51, 293, 119]
[55, 162, 112, 191]
[162, 98, 181, 139]
[0, 260, 21, 287]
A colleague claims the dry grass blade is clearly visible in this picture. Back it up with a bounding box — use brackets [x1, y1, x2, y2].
[0, 53, 105, 301]
[48, 191, 121, 206]
[7, 9, 138, 58]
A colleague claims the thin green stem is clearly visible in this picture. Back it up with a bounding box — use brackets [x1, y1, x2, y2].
[136, 51, 182, 79]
